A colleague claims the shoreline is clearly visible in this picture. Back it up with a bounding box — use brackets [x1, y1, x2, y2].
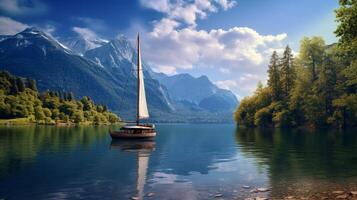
[0, 118, 124, 126]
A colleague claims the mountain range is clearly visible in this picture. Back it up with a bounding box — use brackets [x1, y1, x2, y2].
[0, 27, 238, 122]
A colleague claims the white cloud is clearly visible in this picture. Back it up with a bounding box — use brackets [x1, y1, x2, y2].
[215, 73, 267, 100]
[219, 67, 230, 74]
[0, 16, 28, 35]
[143, 25, 287, 71]
[74, 17, 107, 33]
[215, 79, 237, 90]
[0, 0, 48, 16]
[141, 0, 236, 26]
[140, 0, 170, 13]
[138, 0, 288, 98]
[72, 27, 98, 40]
[215, 0, 237, 10]
[152, 65, 177, 75]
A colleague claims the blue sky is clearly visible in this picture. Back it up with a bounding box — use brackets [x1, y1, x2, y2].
[0, 0, 339, 99]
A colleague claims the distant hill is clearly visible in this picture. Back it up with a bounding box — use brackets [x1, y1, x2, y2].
[153, 73, 238, 112]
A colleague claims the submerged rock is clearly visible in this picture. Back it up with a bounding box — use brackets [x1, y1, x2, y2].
[257, 188, 270, 192]
[214, 193, 223, 198]
[147, 192, 155, 197]
[242, 185, 251, 189]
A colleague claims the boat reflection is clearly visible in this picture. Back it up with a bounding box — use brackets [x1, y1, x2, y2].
[110, 139, 156, 200]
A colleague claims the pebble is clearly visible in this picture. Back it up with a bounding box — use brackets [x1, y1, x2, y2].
[255, 197, 268, 200]
[242, 185, 251, 189]
[214, 193, 223, 198]
[336, 194, 349, 199]
[131, 197, 139, 200]
[333, 191, 345, 195]
[257, 188, 270, 192]
[351, 191, 357, 196]
[147, 192, 155, 197]
[250, 189, 259, 193]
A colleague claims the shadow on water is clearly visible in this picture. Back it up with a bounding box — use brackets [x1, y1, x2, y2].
[235, 127, 357, 198]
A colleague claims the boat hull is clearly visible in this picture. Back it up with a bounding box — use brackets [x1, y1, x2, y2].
[109, 125, 156, 139]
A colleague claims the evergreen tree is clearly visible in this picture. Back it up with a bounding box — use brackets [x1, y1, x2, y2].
[317, 54, 338, 116]
[67, 92, 74, 101]
[27, 78, 37, 91]
[280, 45, 295, 99]
[299, 37, 325, 82]
[267, 51, 281, 101]
[10, 78, 18, 94]
[335, 0, 357, 93]
[16, 78, 25, 92]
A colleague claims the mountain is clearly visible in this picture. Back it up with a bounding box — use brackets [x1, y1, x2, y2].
[153, 73, 238, 112]
[0, 27, 172, 120]
[0, 27, 239, 122]
[60, 36, 108, 55]
[84, 37, 173, 114]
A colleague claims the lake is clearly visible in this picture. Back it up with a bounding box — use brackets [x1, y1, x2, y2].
[0, 124, 356, 199]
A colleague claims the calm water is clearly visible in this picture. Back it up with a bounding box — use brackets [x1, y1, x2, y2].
[0, 124, 356, 200]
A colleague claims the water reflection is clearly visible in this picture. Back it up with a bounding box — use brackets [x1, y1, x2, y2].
[110, 139, 156, 200]
[235, 127, 357, 198]
[0, 125, 356, 199]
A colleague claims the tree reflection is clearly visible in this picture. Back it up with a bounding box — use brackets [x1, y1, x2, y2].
[235, 127, 357, 197]
[0, 125, 111, 179]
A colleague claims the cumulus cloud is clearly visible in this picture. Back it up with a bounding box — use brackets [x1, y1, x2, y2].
[143, 25, 287, 71]
[0, 16, 28, 35]
[0, 0, 48, 16]
[137, 0, 288, 98]
[215, 73, 266, 100]
[215, 0, 237, 10]
[141, 0, 235, 26]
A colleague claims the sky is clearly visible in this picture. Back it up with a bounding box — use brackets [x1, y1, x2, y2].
[0, 0, 339, 99]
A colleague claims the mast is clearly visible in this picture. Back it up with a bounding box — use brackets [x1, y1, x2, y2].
[136, 33, 140, 126]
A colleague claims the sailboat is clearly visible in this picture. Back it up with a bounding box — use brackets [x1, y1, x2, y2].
[109, 34, 156, 139]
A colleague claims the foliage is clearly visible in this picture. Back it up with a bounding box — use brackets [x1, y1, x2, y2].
[235, 1, 357, 127]
[0, 71, 120, 125]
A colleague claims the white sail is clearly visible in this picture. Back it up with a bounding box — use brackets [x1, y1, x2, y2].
[137, 34, 149, 119]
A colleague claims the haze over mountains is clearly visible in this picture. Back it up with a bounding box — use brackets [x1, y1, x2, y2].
[0, 27, 238, 122]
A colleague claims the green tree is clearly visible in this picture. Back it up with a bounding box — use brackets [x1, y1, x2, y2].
[299, 37, 325, 82]
[267, 51, 281, 101]
[16, 78, 25, 92]
[280, 45, 295, 99]
[27, 78, 37, 91]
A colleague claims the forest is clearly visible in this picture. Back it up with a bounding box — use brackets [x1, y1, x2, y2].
[0, 71, 120, 125]
[234, 0, 357, 127]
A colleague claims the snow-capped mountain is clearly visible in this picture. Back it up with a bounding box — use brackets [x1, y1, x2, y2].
[60, 36, 108, 55]
[0, 27, 173, 120]
[84, 36, 134, 70]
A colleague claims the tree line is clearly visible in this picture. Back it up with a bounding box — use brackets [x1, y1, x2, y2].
[234, 0, 357, 128]
[0, 71, 120, 125]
